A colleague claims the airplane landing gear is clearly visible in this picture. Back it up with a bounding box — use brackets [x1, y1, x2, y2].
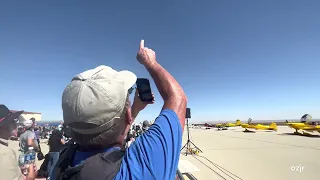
[243, 129, 255, 133]
[294, 129, 303, 135]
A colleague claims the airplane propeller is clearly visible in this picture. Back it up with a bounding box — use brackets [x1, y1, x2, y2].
[248, 118, 252, 124]
[301, 114, 312, 123]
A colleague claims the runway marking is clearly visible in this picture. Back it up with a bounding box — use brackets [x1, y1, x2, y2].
[192, 155, 243, 180]
[182, 173, 197, 180]
[178, 160, 200, 173]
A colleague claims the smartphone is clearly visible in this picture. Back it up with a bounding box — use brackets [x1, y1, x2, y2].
[136, 78, 154, 102]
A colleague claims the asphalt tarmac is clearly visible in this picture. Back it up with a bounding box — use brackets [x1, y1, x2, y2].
[178, 126, 320, 180]
[8, 126, 320, 180]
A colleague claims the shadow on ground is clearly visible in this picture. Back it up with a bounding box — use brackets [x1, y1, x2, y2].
[278, 133, 320, 138]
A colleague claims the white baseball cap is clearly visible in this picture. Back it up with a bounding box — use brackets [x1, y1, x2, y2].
[62, 65, 137, 135]
[23, 119, 33, 128]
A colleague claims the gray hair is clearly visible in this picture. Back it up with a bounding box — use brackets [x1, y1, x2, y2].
[70, 95, 130, 148]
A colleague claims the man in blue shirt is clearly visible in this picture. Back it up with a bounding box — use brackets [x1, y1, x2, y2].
[57, 40, 187, 180]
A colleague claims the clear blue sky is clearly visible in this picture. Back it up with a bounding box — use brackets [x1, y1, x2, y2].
[1, 1, 319, 122]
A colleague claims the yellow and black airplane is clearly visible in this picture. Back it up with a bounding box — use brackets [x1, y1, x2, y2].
[286, 114, 320, 135]
[216, 119, 242, 130]
[241, 118, 277, 132]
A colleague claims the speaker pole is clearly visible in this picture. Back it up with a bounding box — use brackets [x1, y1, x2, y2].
[180, 108, 202, 156]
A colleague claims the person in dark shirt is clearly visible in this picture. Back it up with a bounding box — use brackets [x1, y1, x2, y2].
[47, 129, 65, 179]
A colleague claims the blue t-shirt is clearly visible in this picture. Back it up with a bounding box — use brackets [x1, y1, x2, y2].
[115, 109, 182, 180]
[71, 109, 182, 180]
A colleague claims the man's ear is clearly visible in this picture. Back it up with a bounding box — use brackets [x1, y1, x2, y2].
[126, 108, 133, 124]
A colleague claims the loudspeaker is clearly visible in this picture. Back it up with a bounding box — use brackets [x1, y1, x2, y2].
[186, 108, 191, 118]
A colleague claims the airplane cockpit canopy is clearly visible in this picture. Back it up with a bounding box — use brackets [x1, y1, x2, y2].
[301, 114, 312, 123]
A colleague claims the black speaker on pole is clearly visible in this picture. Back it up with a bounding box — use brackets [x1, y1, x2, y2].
[186, 108, 191, 118]
[181, 107, 202, 156]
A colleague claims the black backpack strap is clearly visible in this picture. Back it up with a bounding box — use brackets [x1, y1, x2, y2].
[62, 163, 84, 180]
[55, 146, 125, 180]
[54, 143, 78, 180]
[100, 150, 125, 163]
[78, 150, 125, 180]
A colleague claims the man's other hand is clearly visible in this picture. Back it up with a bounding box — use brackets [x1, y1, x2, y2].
[24, 163, 37, 180]
[136, 40, 157, 67]
[133, 88, 155, 111]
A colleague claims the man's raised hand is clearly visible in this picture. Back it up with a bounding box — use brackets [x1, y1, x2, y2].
[133, 88, 155, 111]
[136, 40, 157, 67]
[131, 88, 155, 120]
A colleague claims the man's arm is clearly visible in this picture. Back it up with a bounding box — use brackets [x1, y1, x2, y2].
[27, 132, 39, 151]
[27, 139, 39, 152]
[137, 40, 187, 130]
[115, 40, 187, 180]
[131, 105, 140, 121]
[145, 63, 187, 130]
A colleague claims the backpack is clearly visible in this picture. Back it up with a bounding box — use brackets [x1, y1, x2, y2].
[54, 143, 125, 180]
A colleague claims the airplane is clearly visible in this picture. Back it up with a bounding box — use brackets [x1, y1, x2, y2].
[286, 114, 320, 135]
[241, 118, 277, 132]
[203, 123, 216, 129]
[216, 120, 242, 130]
[201, 122, 228, 130]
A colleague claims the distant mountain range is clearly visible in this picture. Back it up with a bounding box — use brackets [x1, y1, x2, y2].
[194, 119, 320, 124]
[37, 119, 320, 126]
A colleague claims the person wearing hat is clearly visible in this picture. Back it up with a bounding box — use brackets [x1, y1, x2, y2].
[142, 120, 150, 133]
[0, 104, 37, 180]
[19, 119, 39, 153]
[54, 40, 187, 180]
[30, 117, 41, 147]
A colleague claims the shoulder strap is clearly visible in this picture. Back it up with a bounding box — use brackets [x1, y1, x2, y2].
[55, 146, 125, 180]
[61, 163, 84, 180]
[100, 150, 125, 163]
[78, 150, 125, 180]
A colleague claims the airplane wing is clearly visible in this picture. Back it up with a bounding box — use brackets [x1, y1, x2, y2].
[300, 125, 320, 131]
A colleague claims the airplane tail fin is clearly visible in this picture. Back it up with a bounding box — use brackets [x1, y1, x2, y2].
[236, 119, 241, 125]
[270, 122, 277, 131]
